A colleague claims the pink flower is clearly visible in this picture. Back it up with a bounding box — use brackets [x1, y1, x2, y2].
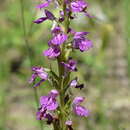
[43, 46, 60, 59]
[73, 97, 89, 117]
[29, 66, 48, 87]
[36, 90, 59, 121]
[61, 58, 77, 72]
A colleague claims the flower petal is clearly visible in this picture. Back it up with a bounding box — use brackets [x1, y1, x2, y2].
[46, 98, 58, 110]
[79, 39, 93, 52]
[73, 96, 85, 105]
[28, 73, 37, 83]
[49, 90, 59, 98]
[51, 33, 67, 45]
[33, 79, 45, 88]
[61, 58, 77, 72]
[65, 120, 72, 126]
[43, 46, 60, 59]
[45, 9, 55, 20]
[70, 78, 78, 87]
[73, 105, 89, 117]
[33, 17, 48, 24]
[36, 2, 50, 9]
[71, 0, 88, 12]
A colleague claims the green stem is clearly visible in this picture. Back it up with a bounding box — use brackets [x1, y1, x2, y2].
[56, 0, 70, 130]
[57, 57, 66, 130]
[60, 77, 66, 130]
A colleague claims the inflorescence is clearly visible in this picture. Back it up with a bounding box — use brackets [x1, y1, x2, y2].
[29, 0, 93, 129]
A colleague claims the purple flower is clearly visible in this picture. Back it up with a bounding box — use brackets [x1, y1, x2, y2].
[70, 78, 84, 89]
[34, 9, 55, 24]
[73, 96, 85, 105]
[50, 33, 68, 45]
[65, 120, 72, 126]
[43, 46, 60, 59]
[36, 2, 49, 9]
[73, 31, 93, 52]
[36, 107, 48, 120]
[40, 90, 59, 111]
[70, 78, 78, 87]
[49, 89, 59, 98]
[73, 105, 89, 117]
[74, 31, 90, 39]
[51, 26, 61, 35]
[80, 39, 93, 52]
[36, 0, 51, 9]
[33, 17, 48, 24]
[33, 79, 46, 88]
[66, 120, 73, 130]
[59, 17, 65, 23]
[32, 67, 48, 79]
[45, 9, 55, 20]
[29, 66, 48, 87]
[70, 0, 93, 18]
[36, 111, 44, 120]
[44, 113, 54, 124]
[70, 0, 88, 12]
[36, 90, 59, 120]
[73, 97, 89, 117]
[36, 110, 54, 124]
[61, 58, 77, 72]
[40, 96, 58, 111]
[69, 29, 92, 52]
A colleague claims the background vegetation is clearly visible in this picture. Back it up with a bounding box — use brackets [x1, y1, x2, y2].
[0, 0, 130, 130]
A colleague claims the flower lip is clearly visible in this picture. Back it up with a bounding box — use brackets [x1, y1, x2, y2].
[70, 77, 84, 89]
[73, 105, 89, 117]
[65, 120, 72, 126]
[44, 113, 53, 124]
[36, 111, 44, 120]
[51, 26, 61, 34]
[45, 9, 55, 20]
[32, 66, 48, 79]
[33, 17, 48, 24]
[33, 79, 46, 88]
[70, 0, 88, 12]
[73, 96, 85, 105]
[32, 66, 43, 72]
[73, 38, 93, 52]
[43, 46, 61, 59]
[29, 66, 48, 87]
[36, 1, 51, 9]
[74, 31, 90, 39]
[70, 77, 78, 87]
[49, 89, 59, 98]
[50, 33, 68, 45]
[73, 96, 89, 117]
[40, 92, 59, 111]
[61, 58, 77, 72]
[36, 109, 54, 123]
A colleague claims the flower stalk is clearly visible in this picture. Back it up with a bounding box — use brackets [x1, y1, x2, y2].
[58, 1, 70, 129]
[28, 0, 93, 129]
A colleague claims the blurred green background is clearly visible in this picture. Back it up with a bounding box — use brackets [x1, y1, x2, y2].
[0, 0, 130, 130]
